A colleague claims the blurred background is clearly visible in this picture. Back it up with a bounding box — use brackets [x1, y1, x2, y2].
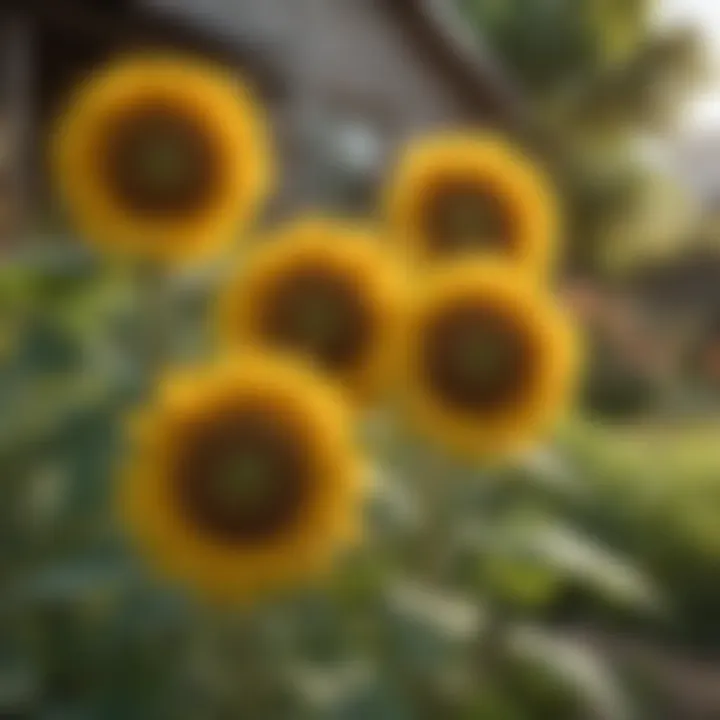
[2, 1, 720, 718]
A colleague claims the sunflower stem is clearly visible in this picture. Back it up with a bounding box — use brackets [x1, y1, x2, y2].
[134, 261, 173, 387]
[200, 607, 287, 717]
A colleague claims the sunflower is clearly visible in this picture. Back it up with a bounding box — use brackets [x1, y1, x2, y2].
[119, 352, 362, 603]
[397, 260, 578, 460]
[219, 218, 406, 402]
[52, 54, 273, 263]
[384, 134, 559, 276]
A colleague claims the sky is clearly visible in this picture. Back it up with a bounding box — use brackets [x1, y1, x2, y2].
[657, 0, 720, 132]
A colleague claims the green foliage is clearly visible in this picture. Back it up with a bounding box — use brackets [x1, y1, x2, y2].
[0, 256, 665, 718]
[581, 338, 662, 422]
[462, 0, 701, 131]
[561, 420, 720, 647]
[461, 0, 602, 98]
[460, 0, 705, 275]
[503, 625, 633, 720]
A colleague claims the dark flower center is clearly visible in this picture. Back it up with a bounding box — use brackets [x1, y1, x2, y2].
[174, 405, 311, 544]
[101, 101, 220, 218]
[420, 301, 536, 414]
[422, 179, 513, 257]
[258, 265, 373, 373]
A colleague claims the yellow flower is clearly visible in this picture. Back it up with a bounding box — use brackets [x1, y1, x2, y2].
[397, 260, 578, 460]
[119, 353, 362, 603]
[52, 54, 273, 263]
[384, 134, 559, 276]
[219, 217, 407, 403]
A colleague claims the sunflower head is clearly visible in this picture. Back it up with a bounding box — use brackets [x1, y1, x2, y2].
[385, 134, 559, 276]
[219, 218, 407, 403]
[103, 100, 219, 219]
[398, 260, 579, 460]
[120, 353, 362, 603]
[52, 54, 274, 263]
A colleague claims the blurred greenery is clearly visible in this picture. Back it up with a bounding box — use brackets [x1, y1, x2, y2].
[0, 260, 717, 720]
[0, 254, 685, 719]
[561, 420, 720, 648]
[4, 248, 720, 715]
[461, 0, 706, 275]
[580, 336, 663, 422]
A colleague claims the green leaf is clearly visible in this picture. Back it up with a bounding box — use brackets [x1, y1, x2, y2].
[14, 555, 133, 606]
[506, 625, 633, 720]
[384, 579, 485, 642]
[465, 517, 661, 612]
[335, 683, 414, 720]
[288, 660, 373, 713]
[481, 556, 562, 610]
[526, 524, 659, 609]
[508, 447, 590, 502]
[0, 662, 36, 715]
[463, 687, 527, 720]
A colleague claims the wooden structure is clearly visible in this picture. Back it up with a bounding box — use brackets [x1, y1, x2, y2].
[0, 0, 522, 245]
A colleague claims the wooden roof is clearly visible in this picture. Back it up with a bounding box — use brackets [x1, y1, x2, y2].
[6, 0, 522, 127]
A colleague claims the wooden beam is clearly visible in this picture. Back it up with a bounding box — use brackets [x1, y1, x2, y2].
[390, 0, 526, 129]
[19, 0, 288, 99]
[0, 12, 34, 250]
